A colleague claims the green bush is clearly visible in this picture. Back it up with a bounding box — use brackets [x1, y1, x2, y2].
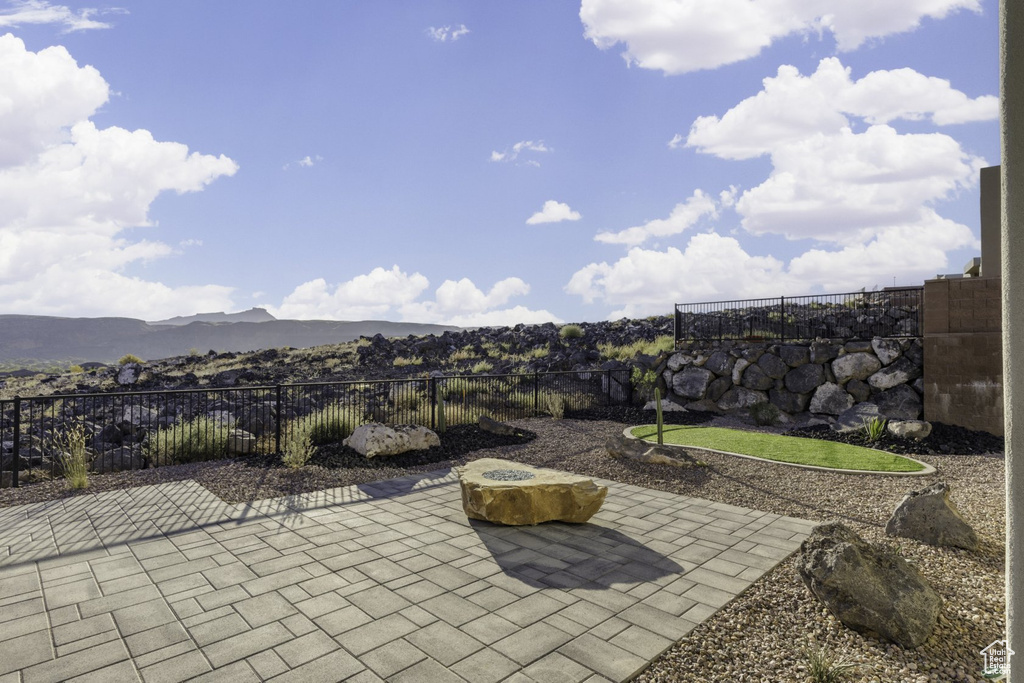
[282, 418, 314, 469]
[631, 367, 658, 401]
[68, 364, 84, 374]
[559, 324, 584, 340]
[305, 405, 360, 445]
[862, 416, 888, 442]
[118, 353, 143, 365]
[146, 415, 232, 464]
[54, 421, 89, 490]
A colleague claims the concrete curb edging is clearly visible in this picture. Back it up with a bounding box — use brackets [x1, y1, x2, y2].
[622, 426, 937, 476]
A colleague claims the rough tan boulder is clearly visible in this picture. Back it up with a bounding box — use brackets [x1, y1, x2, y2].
[458, 457, 607, 525]
[343, 423, 440, 458]
[604, 435, 703, 468]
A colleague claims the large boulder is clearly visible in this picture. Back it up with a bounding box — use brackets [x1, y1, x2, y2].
[834, 403, 884, 433]
[458, 457, 607, 525]
[91, 446, 147, 474]
[717, 387, 767, 412]
[672, 367, 714, 400]
[116, 363, 142, 386]
[871, 338, 902, 366]
[704, 351, 734, 377]
[479, 415, 516, 436]
[706, 376, 733, 402]
[867, 357, 922, 391]
[832, 353, 882, 384]
[604, 435, 701, 468]
[785, 364, 825, 394]
[809, 341, 840, 364]
[797, 522, 942, 648]
[666, 353, 694, 372]
[809, 383, 855, 416]
[227, 429, 257, 455]
[887, 420, 932, 440]
[874, 385, 923, 420]
[769, 387, 809, 414]
[343, 423, 440, 458]
[732, 358, 751, 385]
[757, 353, 789, 379]
[845, 379, 872, 403]
[885, 483, 979, 551]
[779, 345, 810, 368]
[741, 364, 774, 391]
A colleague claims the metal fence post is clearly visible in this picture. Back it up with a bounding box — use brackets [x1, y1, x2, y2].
[534, 372, 539, 415]
[780, 296, 786, 341]
[274, 385, 282, 454]
[606, 369, 612, 405]
[12, 396, 20, 488]
[429, 377, 436, 430]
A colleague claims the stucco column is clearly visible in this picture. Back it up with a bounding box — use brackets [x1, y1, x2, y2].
[1003, 0, 1023, 678]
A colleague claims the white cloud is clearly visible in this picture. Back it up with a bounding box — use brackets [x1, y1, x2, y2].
[580, 0, 981, 75]
[0, 0, 120, 32]
[526, 200, 581, 225]
[283, 154, 323, 171]
[270, 268, 560, 326]
[427, 24, 470, 42]
[686, 58, 998, 160]
[667, 133, 684, 149]
[0, 34, 239, 318]
[594, 190, 716, 246]
[179, 239, 203, 247]
[489, 140, 549, 164]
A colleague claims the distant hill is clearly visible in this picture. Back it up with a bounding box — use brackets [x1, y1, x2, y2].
[149, 307, 277, 326]
[0, 315, 460, 365]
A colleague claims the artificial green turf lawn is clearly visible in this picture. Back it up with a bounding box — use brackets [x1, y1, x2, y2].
[630, 425, 925, 472]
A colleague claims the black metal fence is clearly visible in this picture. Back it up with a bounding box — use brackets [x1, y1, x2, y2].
[0, 369, 631, 488]
[673, 288, 924, 343]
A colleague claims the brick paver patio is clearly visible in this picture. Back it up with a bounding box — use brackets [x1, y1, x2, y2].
[0, 469, 816, 682]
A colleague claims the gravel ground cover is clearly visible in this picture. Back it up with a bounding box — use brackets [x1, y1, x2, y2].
[0, 415, 1005, 683]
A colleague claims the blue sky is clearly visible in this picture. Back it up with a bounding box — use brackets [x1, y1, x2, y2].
[0, 0, 999, 325]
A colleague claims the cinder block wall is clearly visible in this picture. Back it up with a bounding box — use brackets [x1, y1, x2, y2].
[923, 278, 1004, 435]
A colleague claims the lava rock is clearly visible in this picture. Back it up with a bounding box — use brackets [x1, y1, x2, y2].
[885, 482, 979, 551]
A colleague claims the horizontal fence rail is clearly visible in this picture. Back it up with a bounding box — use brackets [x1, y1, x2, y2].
[673, 288, 924, 343]
[0, 369, 632, 488]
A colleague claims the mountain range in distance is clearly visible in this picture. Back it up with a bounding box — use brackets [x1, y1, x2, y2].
[0, 308, 460, 365]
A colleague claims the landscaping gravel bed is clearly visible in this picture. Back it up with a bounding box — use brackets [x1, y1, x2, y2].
[0, 417, 1005, 683]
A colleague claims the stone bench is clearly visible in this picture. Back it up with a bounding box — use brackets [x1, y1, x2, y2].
[457, 457, 607, 525]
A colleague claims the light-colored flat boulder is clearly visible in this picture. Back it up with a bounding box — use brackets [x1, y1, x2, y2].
[458, 457, 607, 525]
[343, 423, 440, 458]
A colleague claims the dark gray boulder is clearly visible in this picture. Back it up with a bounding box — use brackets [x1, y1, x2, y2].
[706, 376, 733, 402]
[810, 383, 855, 415]
[810, 341, 840, 364]
[741, 364, 774, 391]
[479, 415, 516, 436]
[717, 387, 767, 411]
[785, 364, 825, 394]
[832, 353, 882, 384]
[868, 356, 922, 390]
[871, 338, 902, 366]
[672, 367, 714, 399]
[833, 403, 884, 433]
[769, 387, 809, 414]
[705, 351, 735, 377]
[758, 353, 789, 379]
[797, 522, 942, 648]
[845, 379, 872, 403]
[885, 482, 979, 551]
[779, 345, 810, 367]
[874, 384, 923, 420]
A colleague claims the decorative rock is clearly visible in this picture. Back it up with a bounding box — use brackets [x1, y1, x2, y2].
[343, 423, 440, 458]
[779, 345, 810, 367]
[718, 387, 768, 411]
[605, 435, 701, 468]
[706, 376, 733, 402]
[672, 367, 714, 399]
[887, 420, 932, 440]
[732, 358, 751, 385]
[705, 351, 735, 377]
[458, 457, 607, 525]
[809, 341, 840, 364]
[834, 403, 884, 433]
[757, 353, 789, 379]
[685, 399, 723, 414]
[845, 379, 872, 403]
[797, 522, 942, 648]
[666, 353, 694, 372]
[832, 353, 882, 384]
[643, 398, 687, 412]
[885, 482, 978, 551]
[769, 387, 809, 414]
[784, 364, 825, 394]
[871, 338, 902, 366]
[844, 340, 874, 353]
[809, 383, 855, 415]
[479, 415, 517, 436]
[868, 357, 922, 390]
[227, 429, 257, 455]
[91, 446, 147, 474]
[741, 364, 774, 391]
[873, 385, 923, 420]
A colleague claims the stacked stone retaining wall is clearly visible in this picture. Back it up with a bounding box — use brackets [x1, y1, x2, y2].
[661, 337, 925, 423]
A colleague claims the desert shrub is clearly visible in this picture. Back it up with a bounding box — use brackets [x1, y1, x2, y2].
[282, 418, 314, 469]
[471, 361, 493, 374]
[631, 367, 658, 401]
[450, 346, 478, 362]
[805, 645, 856, 683]
[559, 324, 584, 340]
[118, 354, 143, 365]
[598, 335, 674, 361]
[68, 365, 84, 374]
[393, 356, 423, 367]
[306, 405, 360, 445]
[146, 415, 232, 464]
[862, 416, 888, 442]
[750, 402, 780, 426]
[54, 421, 89, 490]
[544, 392, 565, 419]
